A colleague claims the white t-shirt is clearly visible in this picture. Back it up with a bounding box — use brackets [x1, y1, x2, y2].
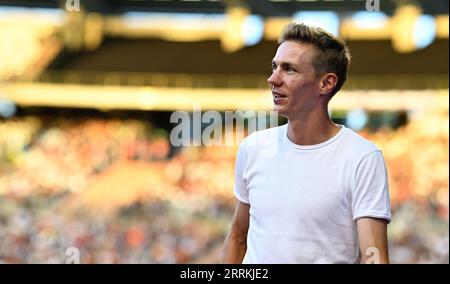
[234, 124, 391, 264]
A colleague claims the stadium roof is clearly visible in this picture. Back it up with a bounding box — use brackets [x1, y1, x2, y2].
[0, 0, 448, 16]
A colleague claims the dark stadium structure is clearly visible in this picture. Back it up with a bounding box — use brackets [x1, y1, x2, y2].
[0, 0, 448, 16]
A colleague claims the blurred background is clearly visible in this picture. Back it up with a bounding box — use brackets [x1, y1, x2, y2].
[0, 0, 448, 264]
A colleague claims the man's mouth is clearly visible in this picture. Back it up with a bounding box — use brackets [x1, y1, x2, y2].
[273, 92, 288, 105]
[273, 92, 287, 99]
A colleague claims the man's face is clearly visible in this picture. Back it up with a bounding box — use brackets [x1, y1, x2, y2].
[268, 40, 322, 118]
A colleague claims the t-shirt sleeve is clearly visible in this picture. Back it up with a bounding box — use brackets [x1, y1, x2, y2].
[233, 139, 250, 204]
[352, 150, 392, 223]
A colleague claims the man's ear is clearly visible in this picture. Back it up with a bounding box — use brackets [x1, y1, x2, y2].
[319, 73, 338, 97]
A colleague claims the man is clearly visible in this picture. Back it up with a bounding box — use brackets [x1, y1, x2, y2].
[222, 23, 391, 264]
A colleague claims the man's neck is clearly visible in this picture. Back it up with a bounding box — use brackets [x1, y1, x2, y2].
[286, 111, 341, 146]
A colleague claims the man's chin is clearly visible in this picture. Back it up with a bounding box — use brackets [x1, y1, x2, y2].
[273, 106, 288, 118]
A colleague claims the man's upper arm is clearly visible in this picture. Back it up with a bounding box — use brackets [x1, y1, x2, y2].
[230, 201, 250, 240]
[356, 217, 390, 264]
[352, 150, 391, 223]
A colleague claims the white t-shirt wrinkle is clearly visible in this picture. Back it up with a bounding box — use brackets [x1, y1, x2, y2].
[233, 124, 391, 264]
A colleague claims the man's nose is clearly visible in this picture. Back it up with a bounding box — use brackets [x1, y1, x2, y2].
[267, 70, 282, 87]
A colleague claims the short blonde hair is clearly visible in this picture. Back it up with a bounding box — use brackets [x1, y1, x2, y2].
[279, 23, 351, 96]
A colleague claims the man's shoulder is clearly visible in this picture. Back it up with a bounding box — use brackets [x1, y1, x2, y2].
[342, 127, 380, 155]
[237, 124, 285, 157]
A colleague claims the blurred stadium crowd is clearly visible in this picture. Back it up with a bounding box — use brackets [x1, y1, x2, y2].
[0, 112, 448, 263]
[0, 115, 235, 263]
